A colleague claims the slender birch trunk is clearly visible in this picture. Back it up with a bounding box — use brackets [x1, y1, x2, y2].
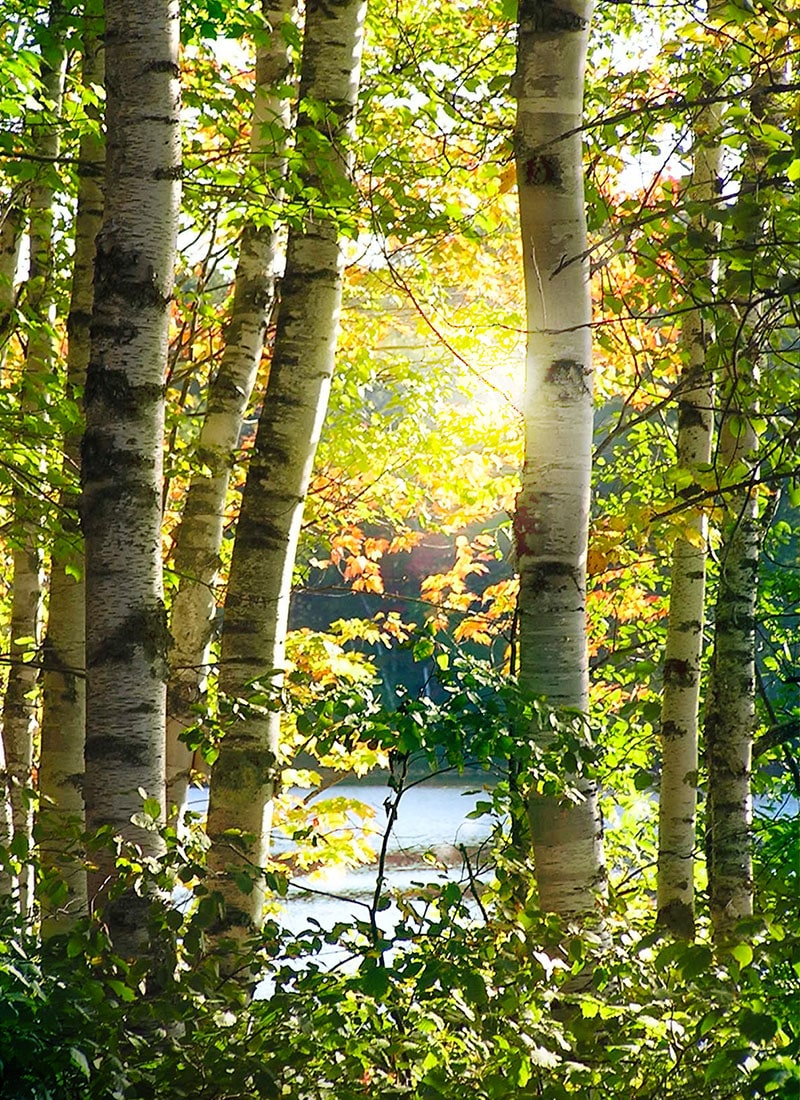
[704, 450, 758, 942]
[38, 0, 104, 931]
[167, 0, 295, 819]
[81, 0, 180, 956]
[703, 77, 775, 943]
[0, 202, 23, 881]
[206, 0, 367, 940]
[512, 0, 605, 917]
[1, 18, 66, 918]
[656, 92, 722, 939]
[0, 200, 24, 369]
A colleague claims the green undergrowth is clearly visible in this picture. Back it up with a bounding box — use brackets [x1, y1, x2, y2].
[1, 849, 798, 1100]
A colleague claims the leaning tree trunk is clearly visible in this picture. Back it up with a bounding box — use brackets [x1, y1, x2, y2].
[205, 0, 367, 944]
[167, 0, 295, 820]
[512, 0, 605, 917]
[38, 0, 104, 933]
[81, 0, 180, 957]
[1, 17, 66, 919]
[703, 73, 775, 944]
[656, 78, 723, 939]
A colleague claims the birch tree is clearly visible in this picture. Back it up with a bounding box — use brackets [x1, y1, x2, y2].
[656, 57, 723, 938]
[167, 0, 295, 819]
[0, 201, 24, 367]
[38, 0, 104, 930]
[0, 202, 23, 887]
[1, 13, 66, 917]
[703, 70, 779, 943]
[81, 0, 180, 954]
[512, 0, 605, 917]
[205, 0, 367, 939]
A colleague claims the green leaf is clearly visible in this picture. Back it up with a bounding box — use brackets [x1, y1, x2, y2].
[70, 1048, 90, 1078]
[360, 963, 390, 1000]
[66, 936, 84, 959]
[413, 637, 435, 661]
[234, 871, 254, 894]
[143, 797, 161, 819]
[680, 944, 713, 980]
[730, 942, 753, 968]
[461, 969, 487, 1005]
[107, 979, 136, 1002]
[738, 1008, 778, 1044]
[633, 768, 653, 791]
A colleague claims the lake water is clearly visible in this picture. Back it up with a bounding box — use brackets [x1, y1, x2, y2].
[187, 779, 497, 935]
[187, 779, 498, 987]
[184, 780, 798, 945]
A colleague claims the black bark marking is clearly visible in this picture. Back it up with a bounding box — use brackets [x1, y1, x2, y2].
[67, 308, 93, 336]
[80, 436, 160, 528]
[84, 365, 136, 411]
[678, 402, 707, 430]
[146, 59, 180, 77]
[656, 897, 695, 940]
[93, 239, 171, 312]
[546, 358, 590, 401]
[234, 513, 298, 551]
[84, 733, 151, 767]
[661, 719, 688, 741]
[211, 745, 278, 793]
[524, 152, 562, 188]
[519, 0, 589, 33]
[664, 657, 695, 688]
[153, 164, 183, 180]
[526, 560, 581, 593]
[86, 604, 171, 671]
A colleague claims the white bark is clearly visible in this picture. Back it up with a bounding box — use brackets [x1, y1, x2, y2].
[703, 77, 775, 942]
[512, 0, 605, 917]
[1, 25, 66, 918]
[82, 0, 180, 955]
[705, 457, 758, 941]
[167, 0, 295, 819]
[206, 0, 367, 940]
[0, 201, 24, 370]
[656, 97, 722, 939]
[0, 203, 23, 872]
[39, 0, 104, 931]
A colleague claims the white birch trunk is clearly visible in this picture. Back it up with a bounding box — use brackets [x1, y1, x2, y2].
[512, 0, 605, 917]
[1, 28, 66, 918]
[703, 77, 775, 942]
[206, 0, 367, 940]
[167, 0, 295, 819]
[38, 0, 104, 931]
[656, 99, 722, 939]
[705, 456, 758, 941]
[81, 0, 180, 956]
[0, 203, 23, 887]
[0, 201, 24, 369]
